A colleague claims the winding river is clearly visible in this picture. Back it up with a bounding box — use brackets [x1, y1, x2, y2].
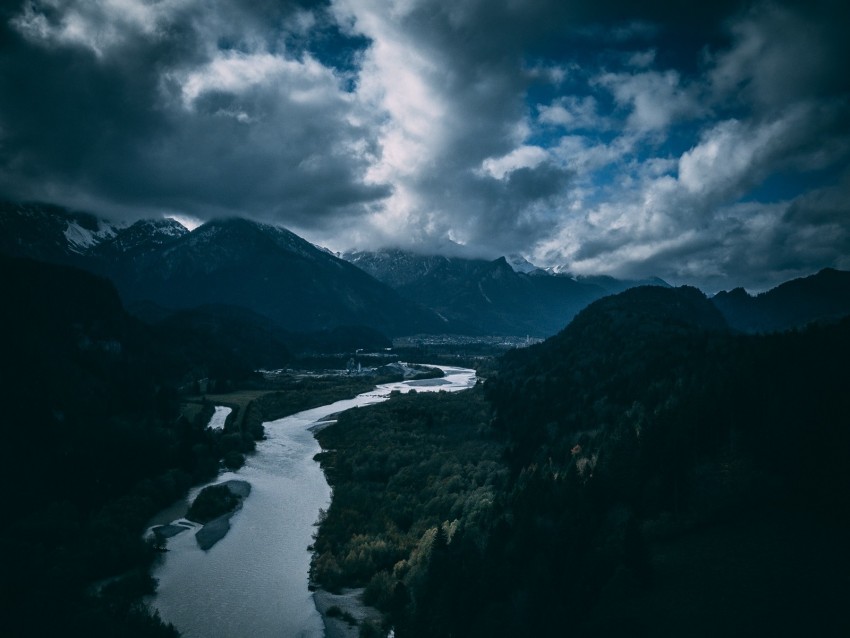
[149, 365, 476, 638]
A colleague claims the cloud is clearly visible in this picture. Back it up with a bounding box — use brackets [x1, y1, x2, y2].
[709, 2, 850, 112]
[9, 0, 186, 56]
[678, 118, 783, 197]
[535, 97, 850, 291]
[537, 96, 603, 130]
[0, 0, 389, 227]
[595, 69, 702, 133]
[1, 0, 848, 291]
[326, 0, 578, 255]
[480, 146, 549, 180]
[176, 51, 296, 108]
[626, 49, 655, 69]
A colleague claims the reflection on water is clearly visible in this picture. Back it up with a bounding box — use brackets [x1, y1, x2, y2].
[150, 366, 475, 638]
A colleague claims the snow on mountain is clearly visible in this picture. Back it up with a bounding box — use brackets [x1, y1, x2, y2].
[0, 201, 127, 261]
[543, 264, 574, 277]
[63, 217, 123, 253]
[506, 253, 542, 274]
[93, 218, 188, 257]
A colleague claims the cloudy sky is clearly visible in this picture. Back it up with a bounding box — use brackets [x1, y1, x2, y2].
[1, 0, 849, 290]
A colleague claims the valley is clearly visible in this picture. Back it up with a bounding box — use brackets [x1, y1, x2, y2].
[148, 366, 477, 638]
[1, 205, 849, 637]
[3, 2, 850, 635]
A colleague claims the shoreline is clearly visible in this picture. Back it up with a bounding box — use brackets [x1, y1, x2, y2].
[309, 366, 475, 637]
[313, 587, 384, 638]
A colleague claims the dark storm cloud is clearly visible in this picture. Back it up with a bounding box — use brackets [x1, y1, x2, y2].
[709, 1, 850, 112]
[1, 0, 848, 290]
[0, 0, 384, 224]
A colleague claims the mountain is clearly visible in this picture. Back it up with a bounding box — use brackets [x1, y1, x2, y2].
[109, 218, 447, 336]
[344, 249, 670, 336]
[0, 254, 285, 637]
[398, 284, 850, 637]
[149, 303, 391, 359]
[712, 268, 850, 332]
[1, 205, 448, 337]
[0, 200, 123, 263]
[344, 248, 457, 288]
[489, 284, 730, 459]
[506, 253, 542, 274]
[574, 273, 671, 294]
[91, 217, 189, 258]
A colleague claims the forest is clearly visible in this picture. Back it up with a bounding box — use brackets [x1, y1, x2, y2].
[311, 285, 850, 637]
[3, 253, 848, 637]
[0, 256, 402, 636]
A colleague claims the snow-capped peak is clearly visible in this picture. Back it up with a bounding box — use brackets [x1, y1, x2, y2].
[506, 253, 540, 274]
[63, 218, 123, 253]
[544, 264, 574, 277]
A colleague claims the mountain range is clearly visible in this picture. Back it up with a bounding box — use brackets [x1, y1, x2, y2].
[2, 200, 849, 339]
[0, 203, 447, 337]
[712, 268, 850, 333]
[343, 248, 668, 335]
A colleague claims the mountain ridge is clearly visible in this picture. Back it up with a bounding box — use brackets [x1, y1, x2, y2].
[0, 204, 450, 336]
[711, 267, 850, 333]
[344, 248, 671, 336]
[4, 201, 849, 338]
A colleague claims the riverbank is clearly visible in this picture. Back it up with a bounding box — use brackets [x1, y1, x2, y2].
[314, 588, 383, 638]
[148, 366, 477, 637]
[309, 379, 500, 634]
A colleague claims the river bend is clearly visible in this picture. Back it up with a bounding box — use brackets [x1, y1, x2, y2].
[150, 366, 476, 638]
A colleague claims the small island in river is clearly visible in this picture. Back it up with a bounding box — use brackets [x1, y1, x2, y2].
[150, 479, 252, 550]
[188, 480, 252, 550]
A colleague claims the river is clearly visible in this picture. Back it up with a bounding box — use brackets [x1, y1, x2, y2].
[149, 365, 476, 638]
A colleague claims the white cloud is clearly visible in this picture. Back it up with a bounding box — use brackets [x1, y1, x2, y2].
[173, 50, 347, 113]
[677, 118, 782, 196]
[328, 0, 563, 253]
[596, 69, 702, 133]
[335, 0, 452, 183]
[537, 96, 603, 130]
[177, 52, 290, 106]
[550, 134, 634, 177]
[480, 146, 548, 179]
[534, 100, 850, 291]
[526, 62, 570, 85]
[4, 0, 849, 291]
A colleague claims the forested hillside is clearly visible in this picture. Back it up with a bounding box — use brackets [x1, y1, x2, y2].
[0, 256, 277, 636]
[312, 285, 850, 636]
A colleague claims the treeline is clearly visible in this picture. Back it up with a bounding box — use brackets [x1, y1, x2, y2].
[311, 286, 850, 636]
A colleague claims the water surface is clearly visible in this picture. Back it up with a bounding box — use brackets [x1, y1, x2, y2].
[150, 366, 476, 638]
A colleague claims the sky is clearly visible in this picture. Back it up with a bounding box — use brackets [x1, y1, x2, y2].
[1, 0, 849, 291]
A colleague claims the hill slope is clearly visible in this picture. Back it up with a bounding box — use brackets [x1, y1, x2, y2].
[111, 218, 447, 335]
[712, 267, 850, 332]
[422, 286, 849, 636]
